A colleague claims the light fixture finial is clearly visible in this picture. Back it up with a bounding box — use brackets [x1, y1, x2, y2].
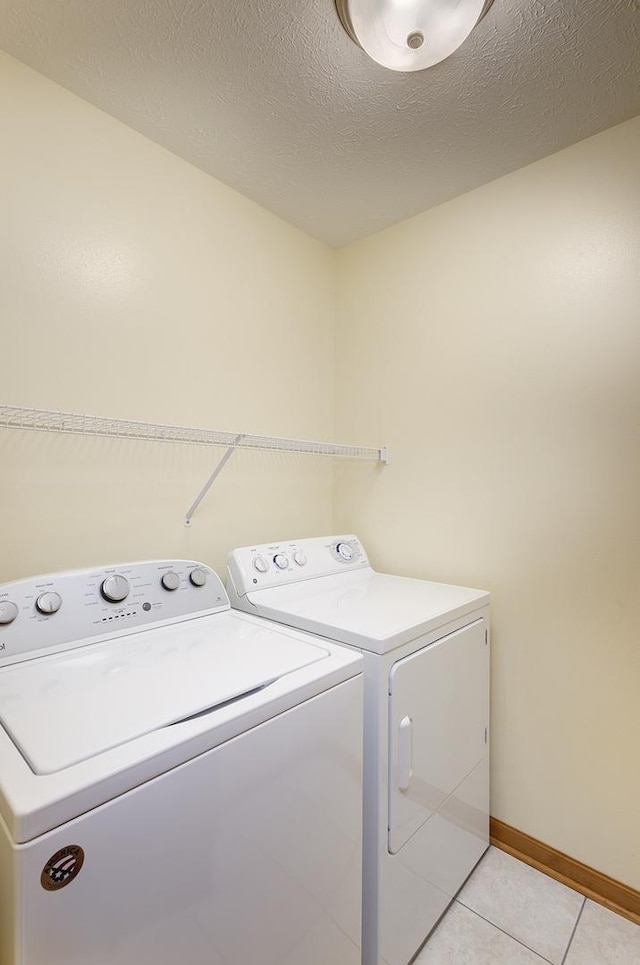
[335, 0, 495, 72]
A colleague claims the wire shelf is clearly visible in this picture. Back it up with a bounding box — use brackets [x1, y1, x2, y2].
[0, 404, 388, 463]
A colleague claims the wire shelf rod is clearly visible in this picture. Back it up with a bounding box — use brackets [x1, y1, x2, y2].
[0, 404, 388, 463]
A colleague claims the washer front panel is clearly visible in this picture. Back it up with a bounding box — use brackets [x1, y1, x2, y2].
[2, 673, 364, 965]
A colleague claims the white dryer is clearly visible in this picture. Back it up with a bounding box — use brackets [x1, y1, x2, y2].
[227, 535, 490, 965]
[0, 559, 363, 965]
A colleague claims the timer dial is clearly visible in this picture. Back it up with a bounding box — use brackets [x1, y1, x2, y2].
[101, 575, 130, 603]
[336, 542, 354, 561]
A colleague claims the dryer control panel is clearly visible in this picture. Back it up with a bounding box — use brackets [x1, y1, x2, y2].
[228, 535, 370, 596]
[0, 560, 228, 666]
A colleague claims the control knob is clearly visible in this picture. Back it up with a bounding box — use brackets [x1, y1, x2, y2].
[36, 591, 62, 615]
[273, 553, 288, 570]
[189, 567, 208, 587]
[253, 556, 269, 573]
[0, 601, 19, 625]
[336, 542, 354, 561]
[101, 574, 130, 603]
[293, 550, 307, 566]
[161, 572, 181, 591]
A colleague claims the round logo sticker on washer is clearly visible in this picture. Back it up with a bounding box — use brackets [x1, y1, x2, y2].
[41, 845, 85, 891]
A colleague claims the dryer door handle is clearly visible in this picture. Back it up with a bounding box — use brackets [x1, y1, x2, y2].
[397, 715, 413, 791]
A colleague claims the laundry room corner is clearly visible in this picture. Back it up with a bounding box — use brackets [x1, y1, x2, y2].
[1, 2, 640, 962]
[0, 50, 339, 582]
[332, 116, 640, 894]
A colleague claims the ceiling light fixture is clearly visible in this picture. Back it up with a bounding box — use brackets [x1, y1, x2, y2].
[335, 0, 496, 72]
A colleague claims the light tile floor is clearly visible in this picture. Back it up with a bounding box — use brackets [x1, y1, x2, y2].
[415, 847, 640, 965]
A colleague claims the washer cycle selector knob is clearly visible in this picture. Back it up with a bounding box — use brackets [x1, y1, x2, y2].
[293, 550, 307, 566]
[0, 601, 19, 625]
[161, 572, 180, 591]
[273, 554, 288, 570]
[336, 542, 354, 561]
[101, 575, 130, 603]
[253, 556, 269, 573]
[189, 567, 208, 587]
[36, 591, 62, 615]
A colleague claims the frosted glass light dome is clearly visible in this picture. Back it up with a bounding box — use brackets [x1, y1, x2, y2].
[336, 0, 494, 72]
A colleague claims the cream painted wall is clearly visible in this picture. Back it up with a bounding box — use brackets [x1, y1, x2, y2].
[335, 117, 640, 889]
[0, 52, 336, 581]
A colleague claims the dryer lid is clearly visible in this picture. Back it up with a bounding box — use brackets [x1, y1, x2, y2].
[247, 570, 489, 654]
[0, 611, 328, 774]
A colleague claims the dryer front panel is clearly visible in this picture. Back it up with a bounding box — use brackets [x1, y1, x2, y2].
[388, 618, 489, 855]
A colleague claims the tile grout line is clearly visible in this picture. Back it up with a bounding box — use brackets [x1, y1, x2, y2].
[560, 896, 586, 965]
[453, 899, 556, 964]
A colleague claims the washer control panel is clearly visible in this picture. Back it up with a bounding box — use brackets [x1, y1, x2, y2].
[0, 560, 228, 667]
[228, 535, 370, 596]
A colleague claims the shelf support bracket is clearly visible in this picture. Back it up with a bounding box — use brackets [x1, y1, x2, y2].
[184, 434, 245, 527]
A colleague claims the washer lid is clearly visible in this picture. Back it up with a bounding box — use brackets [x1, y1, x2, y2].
[246, 569, 489, 653]
[0, 611, 329, 774]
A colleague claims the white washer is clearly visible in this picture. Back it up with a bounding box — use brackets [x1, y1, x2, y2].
[228, 535, 490, 965]
[0, 559, 363, 965]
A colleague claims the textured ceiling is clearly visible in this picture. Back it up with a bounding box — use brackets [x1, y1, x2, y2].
[0, 0, 639, 247]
